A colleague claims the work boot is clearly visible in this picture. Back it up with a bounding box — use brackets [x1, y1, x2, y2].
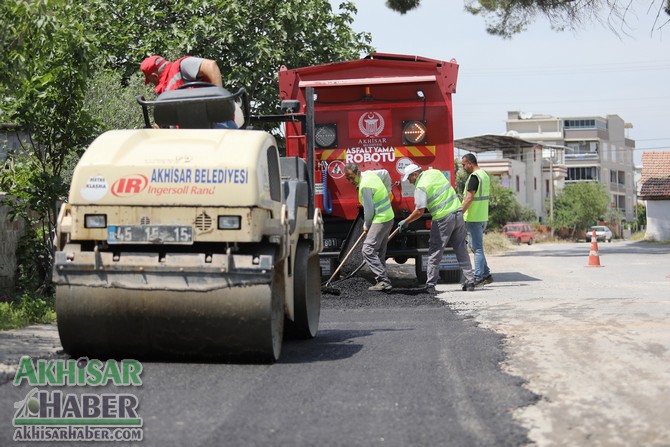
[368, 282, 392, 291]
[475, 274, 493, 286]
[424, 284, 437, 294]
[461, 282, 475, 292]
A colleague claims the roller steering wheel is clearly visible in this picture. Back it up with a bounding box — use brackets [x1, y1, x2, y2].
[178, 81, 216, 89]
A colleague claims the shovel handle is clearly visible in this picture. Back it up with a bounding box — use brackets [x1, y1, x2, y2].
[347, 228, 399, 278]
[327, 226, 401, 285]
[324, 231, 367, 287]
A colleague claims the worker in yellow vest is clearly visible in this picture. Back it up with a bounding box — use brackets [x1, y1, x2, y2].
[344, 163, 395, 291]
[397, 163, 475, 293]
[461, 153, 492, 285]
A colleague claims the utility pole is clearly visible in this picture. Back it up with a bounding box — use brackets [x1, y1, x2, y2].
[549, 147, 554, 238]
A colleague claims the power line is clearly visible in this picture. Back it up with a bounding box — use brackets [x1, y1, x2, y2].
[633, 146, 670, 150]
[463, 60, 670, 77]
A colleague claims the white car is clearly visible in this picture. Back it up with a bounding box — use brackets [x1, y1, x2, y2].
[586, 225, 613, 243]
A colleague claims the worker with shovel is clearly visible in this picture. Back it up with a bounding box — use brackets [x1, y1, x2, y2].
[398, 164, 475, 293]
[344, 163, 395, 291]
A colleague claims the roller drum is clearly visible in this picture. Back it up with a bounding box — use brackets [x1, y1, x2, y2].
[56, 280, 284, 362]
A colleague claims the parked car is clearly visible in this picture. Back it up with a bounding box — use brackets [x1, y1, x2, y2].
[586, 225, 613, 243]
[503, 222, 535, 245]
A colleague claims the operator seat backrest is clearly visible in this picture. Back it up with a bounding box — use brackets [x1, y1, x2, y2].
[279, 157, 309, 183]
[153, 87, 235, 129]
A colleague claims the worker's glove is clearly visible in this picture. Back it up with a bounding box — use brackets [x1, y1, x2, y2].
[397, 220, 408, 234]
[363, 224, 368, 234]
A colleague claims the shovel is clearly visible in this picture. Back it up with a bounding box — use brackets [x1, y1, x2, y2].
[322, 227, 400, 295]
[321, 231, 366, 295]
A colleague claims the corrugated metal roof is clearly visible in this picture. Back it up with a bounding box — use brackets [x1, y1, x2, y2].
[454, 134, 540, 153]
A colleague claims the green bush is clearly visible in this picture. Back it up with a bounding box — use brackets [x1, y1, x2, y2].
[0, 294, 56, 330]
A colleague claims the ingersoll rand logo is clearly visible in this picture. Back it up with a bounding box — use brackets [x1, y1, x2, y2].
[111, 175, 149, 197]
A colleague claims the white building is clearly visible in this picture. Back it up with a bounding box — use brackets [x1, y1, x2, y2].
[454, 134, 567, 224]
[505, 111, 636, 221]
[639, 152, 670, 241]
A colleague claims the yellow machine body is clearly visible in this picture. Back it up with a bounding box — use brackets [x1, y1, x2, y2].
[54, 128, 322, 362]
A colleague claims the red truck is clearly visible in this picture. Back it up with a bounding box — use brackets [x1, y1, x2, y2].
[278, 53, 461, 283]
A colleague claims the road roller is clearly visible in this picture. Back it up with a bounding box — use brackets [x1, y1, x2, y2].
[52, 85, 323, 362]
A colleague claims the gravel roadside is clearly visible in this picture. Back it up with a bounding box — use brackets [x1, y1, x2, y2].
[0, 324, 65, 385]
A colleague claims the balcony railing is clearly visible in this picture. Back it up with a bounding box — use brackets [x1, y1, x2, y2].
[565, 152, 599, 160]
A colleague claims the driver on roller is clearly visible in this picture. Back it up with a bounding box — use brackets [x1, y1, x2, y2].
[140, 55, 237, 129]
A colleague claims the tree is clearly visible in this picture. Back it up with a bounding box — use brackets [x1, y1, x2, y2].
[85, 70, 147, 132]
[0, 0, 99, 292]
[635, 202, 646, 228]
[386, 0, 421, 14]
[0, 0, 374, 295]
[88, 0, 373, 115]
[551, 182, 609, 238]
[385, 0, 669, 38]
[487, 176, 537, 229]
[454, 158, 535, 230]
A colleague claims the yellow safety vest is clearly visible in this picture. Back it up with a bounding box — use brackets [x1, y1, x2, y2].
[359, 172, 394, 224]
[415, 169, 460, 220]
[463, 169, 490, 222]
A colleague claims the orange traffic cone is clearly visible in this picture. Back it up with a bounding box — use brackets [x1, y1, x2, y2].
[587, 229, 604, 267]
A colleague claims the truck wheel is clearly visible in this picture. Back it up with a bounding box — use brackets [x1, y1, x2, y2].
[288, 240, 320, 339]
[528, 238, 534, 245]
[415, 257, 427, 284]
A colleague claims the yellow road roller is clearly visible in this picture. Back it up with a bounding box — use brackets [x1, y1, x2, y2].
[53, 86, 323, 362]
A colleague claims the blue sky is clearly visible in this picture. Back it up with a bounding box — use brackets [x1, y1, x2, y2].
[340, 0, 669, 165]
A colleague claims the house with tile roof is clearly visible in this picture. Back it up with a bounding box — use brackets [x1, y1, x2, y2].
[639, 152, 670, 241]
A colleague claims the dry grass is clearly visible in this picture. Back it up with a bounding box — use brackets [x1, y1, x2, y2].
[484, 231, 513, 255]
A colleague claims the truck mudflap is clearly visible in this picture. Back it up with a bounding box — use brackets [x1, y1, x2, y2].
[53, 250, 285, 361]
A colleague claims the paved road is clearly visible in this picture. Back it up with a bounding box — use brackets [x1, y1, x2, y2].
[1, 239, 669, 446]
[449, 240, 670, 446]
[1, 301, 532, 446]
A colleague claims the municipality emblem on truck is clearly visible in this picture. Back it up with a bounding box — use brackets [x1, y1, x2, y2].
[358, 112, 385, 137]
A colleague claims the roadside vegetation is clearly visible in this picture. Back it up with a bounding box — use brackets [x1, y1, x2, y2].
[0, 0, 372, 330]
[0, 294, 55, 330]
[484, 232, 513, 255]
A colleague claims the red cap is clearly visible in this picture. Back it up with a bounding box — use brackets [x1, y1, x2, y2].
[140, 56, 167, 85]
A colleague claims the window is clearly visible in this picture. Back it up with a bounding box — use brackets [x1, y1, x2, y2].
[267, 146, 281, 202]
[516, 176, 520, 192]
[565, 141, 599, 160]
[563, 119, 607, 130]
[610, 170, 625, 185]
[564, 119, 596, 129]
[534, 177, 537, 190]
[545, 179, 550, 197]
[617, 195, 625, 211]
[567, 167, 599, 181]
